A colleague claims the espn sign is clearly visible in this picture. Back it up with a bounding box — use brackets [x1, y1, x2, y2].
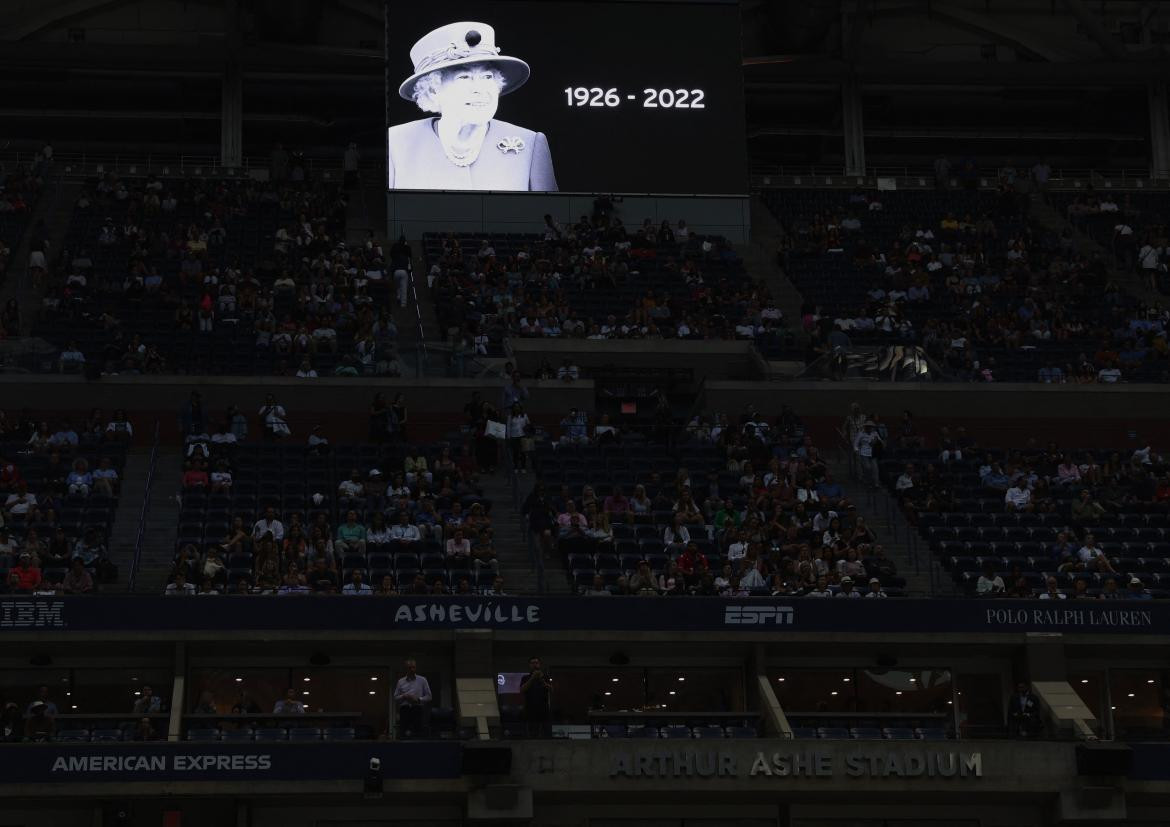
[723, 605, 794, 626]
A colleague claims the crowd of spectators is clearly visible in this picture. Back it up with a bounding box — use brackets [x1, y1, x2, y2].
[1059, 191, 1170, 295]
[164, 395, 505, 596]
[0, 410, 127, 594]
[427, 214, 790, 363]
[879, 410, 1170, 598]
[35, 173, 402, 377]
[524, 405, 901, 597]
[769, 184, 1168, 383]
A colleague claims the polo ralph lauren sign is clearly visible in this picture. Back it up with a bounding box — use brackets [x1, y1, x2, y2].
[0, 597, 1165, 636]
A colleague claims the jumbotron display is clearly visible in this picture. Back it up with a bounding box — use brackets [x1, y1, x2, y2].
[384, 0, 747, 194]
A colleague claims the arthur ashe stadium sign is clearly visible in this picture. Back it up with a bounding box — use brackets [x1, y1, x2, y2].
[611, 749, 983, 780]
[0, 597, 1163, 635]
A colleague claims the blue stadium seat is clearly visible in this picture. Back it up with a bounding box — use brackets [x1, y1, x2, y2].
[186, 728, 221, 741]
[323, 727, 356, 741]
[55, 729, 90, 742]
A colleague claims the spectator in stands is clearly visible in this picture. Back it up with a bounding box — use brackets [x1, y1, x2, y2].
[165, 571, 196, 595]
[807, 576, 833, 598]
[393, 658, 432, 738]
[1004, 478, 1033, 513]
[336, 510, 368, 556]
[273, 688, 306, 714]
[976, 563, 1005, 597]
[559, 408, 588, 446]
[1039, 576, 1066, 600]
[342, 569, 373, 595]
[133, 685, 163, 714]
[259, 394, 291, 439]
[865, 577, 887, 598]
[1070, 489, 1107, 524]
[445, 528, 472, 564]
[835, 576, 861, 598]
[852, 421, 881, 486]
[253, 507, 285, 543]
[61, 557, 94, 594]
[1126, 577, 1153, 600]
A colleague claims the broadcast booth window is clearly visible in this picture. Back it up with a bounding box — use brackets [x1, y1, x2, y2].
[384, 0, 748, 194]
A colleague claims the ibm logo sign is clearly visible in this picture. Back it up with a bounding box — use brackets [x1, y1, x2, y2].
[723, 605, 794, 626]
[0, 600, 66, 628]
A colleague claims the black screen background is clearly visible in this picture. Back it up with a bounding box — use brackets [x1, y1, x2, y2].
[385, 0, 748, 194]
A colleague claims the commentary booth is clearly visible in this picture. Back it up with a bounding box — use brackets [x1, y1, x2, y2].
[3, 594, 1170, 826]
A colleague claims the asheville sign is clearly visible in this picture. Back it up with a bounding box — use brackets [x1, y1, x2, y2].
[0, 742, 461, 784]
[0, 597, 1164, 635]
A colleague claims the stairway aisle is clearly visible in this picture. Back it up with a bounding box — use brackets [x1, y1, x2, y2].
[0, 177, 83, 335]
[105, 445, 154, 591]
[125, 446, 183, 593]
[1029, 193, 1163, 306]
[478, 467, 572, 595]
[827, 457, 945, 597]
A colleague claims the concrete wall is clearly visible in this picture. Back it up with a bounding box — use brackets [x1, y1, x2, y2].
[388, 191, 750, 242]
[508, 340, 763, 382]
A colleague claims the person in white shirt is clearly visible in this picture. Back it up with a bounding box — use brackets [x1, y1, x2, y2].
[835, 576, 862, 598]
[1004, 481, 1032, 512]
[1077, 535, 1105, 565]
[895, 464, 915, 492]
[338, 469, 365, 499]
[252, 507, 285, 542]
[806, 576, 833, 597]
[976, 563, 1005, 596]
[853, 421, 881, 486]
[342, 569, 373, 595]
[506, 403, 531, 472]
[864, 578, 887, 598]
[1038, 576, 1066, 600]
[386, 511, 418, 543]
[393, 659, 432, 738]
[164, 572, 196, 595]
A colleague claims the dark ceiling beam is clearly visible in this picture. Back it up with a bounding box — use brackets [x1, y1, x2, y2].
[1058, 0, 1130, 61]
[0, 41, 381, 73]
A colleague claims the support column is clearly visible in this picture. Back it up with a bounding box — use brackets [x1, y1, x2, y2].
[1148, 81, 1170, 179]
[841, 73, 866, 177]
[167, 642, 186, 742]
[220, 0, 243, 169]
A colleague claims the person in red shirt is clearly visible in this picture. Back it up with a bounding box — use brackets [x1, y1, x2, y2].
[0, 455, 22, 493]
[182, 459, 209, 489]
[677, 543, 708, 578]
[13, 553, 42, 592]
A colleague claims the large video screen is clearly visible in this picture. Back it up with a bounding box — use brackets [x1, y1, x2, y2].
[385, 0, 747, 194]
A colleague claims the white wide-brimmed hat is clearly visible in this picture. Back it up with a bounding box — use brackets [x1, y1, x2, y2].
[398, 22, 530, 101]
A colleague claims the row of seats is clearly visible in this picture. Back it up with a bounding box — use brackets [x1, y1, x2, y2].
[186, 726, 357, 742]
[593, 724, 759, 739]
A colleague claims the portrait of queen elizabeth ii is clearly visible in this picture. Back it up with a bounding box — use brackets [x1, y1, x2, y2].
[387, 21, 558, 192]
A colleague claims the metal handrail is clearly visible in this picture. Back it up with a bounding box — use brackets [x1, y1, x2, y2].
[405, 257, 427, 372]
[126, 419, 161, 593]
